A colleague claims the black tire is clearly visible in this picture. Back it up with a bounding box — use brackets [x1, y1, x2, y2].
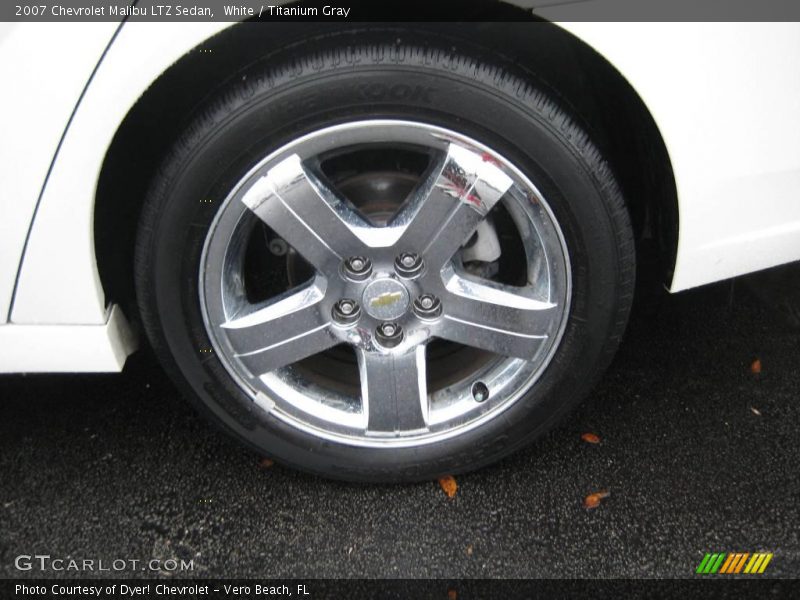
[135, 33, 635, 482]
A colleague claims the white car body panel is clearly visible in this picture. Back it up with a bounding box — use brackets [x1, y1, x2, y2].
[0, 22, 118, 325]
[560, 22, 800, 292]
[2, 21, 800, 371]
[10, 22, 229, 325]
[0, 305, 135, 373]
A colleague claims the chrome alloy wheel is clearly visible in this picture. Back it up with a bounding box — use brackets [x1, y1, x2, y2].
[200, 120, 571, 447]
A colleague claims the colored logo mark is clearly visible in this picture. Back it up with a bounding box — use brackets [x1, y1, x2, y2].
[370, 291, 403, 308]
[696, 552, 773, 575]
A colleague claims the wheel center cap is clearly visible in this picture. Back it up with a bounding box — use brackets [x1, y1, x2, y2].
[362, 278, 410, 320]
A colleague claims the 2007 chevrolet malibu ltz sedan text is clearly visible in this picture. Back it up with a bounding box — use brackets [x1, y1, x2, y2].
[1, 16, 799, 481]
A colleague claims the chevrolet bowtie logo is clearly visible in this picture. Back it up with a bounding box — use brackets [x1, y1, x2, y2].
[370, 291, 403, 308]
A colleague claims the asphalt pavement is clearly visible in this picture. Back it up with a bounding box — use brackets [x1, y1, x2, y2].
[1, 269, 799, 579]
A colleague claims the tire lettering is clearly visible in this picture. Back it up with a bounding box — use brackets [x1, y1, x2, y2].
[358, 83, 434, 103]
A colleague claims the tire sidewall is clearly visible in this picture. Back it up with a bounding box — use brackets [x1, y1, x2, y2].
[138, 47, 632, 481]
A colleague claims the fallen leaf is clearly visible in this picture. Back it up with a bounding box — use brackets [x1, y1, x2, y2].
[750, 407, 762, 416]
[466, 544, 474, 556]
[258, 457, 274, 469]
[447, 589, 457, 600]
[584, 495, 601, 509]
[438, 475, 458, 498]
[583, 490, 611, 510]
[581, 432, 601, 444]
[751, 358, 762, 374]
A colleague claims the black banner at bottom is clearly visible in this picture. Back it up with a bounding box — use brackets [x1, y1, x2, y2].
[4, 579, 800, 599]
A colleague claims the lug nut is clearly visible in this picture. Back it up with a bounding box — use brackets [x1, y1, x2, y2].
[332, 299, 361, 325]
[413, 294, 442, 320]
[351, 258, 365, 270]
[375, 322, 403, 347]
[343, 256, 372, 281]
[395, 252, 423, 277]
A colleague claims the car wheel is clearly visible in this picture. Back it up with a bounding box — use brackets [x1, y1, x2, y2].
[135, 34, 635, 482]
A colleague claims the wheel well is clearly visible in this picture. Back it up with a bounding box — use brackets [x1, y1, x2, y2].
[95, 16, 678, 319]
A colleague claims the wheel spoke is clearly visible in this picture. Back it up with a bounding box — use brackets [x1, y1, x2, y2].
[240, 154, 370, 271]
[439, 270, 559, 359]
[220, 278, 336, 377]
[358, 346, 429, 434]
[392, 144, 513, 270]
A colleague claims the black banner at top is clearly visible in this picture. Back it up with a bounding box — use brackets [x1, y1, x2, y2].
[5, 0, 800, 22]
